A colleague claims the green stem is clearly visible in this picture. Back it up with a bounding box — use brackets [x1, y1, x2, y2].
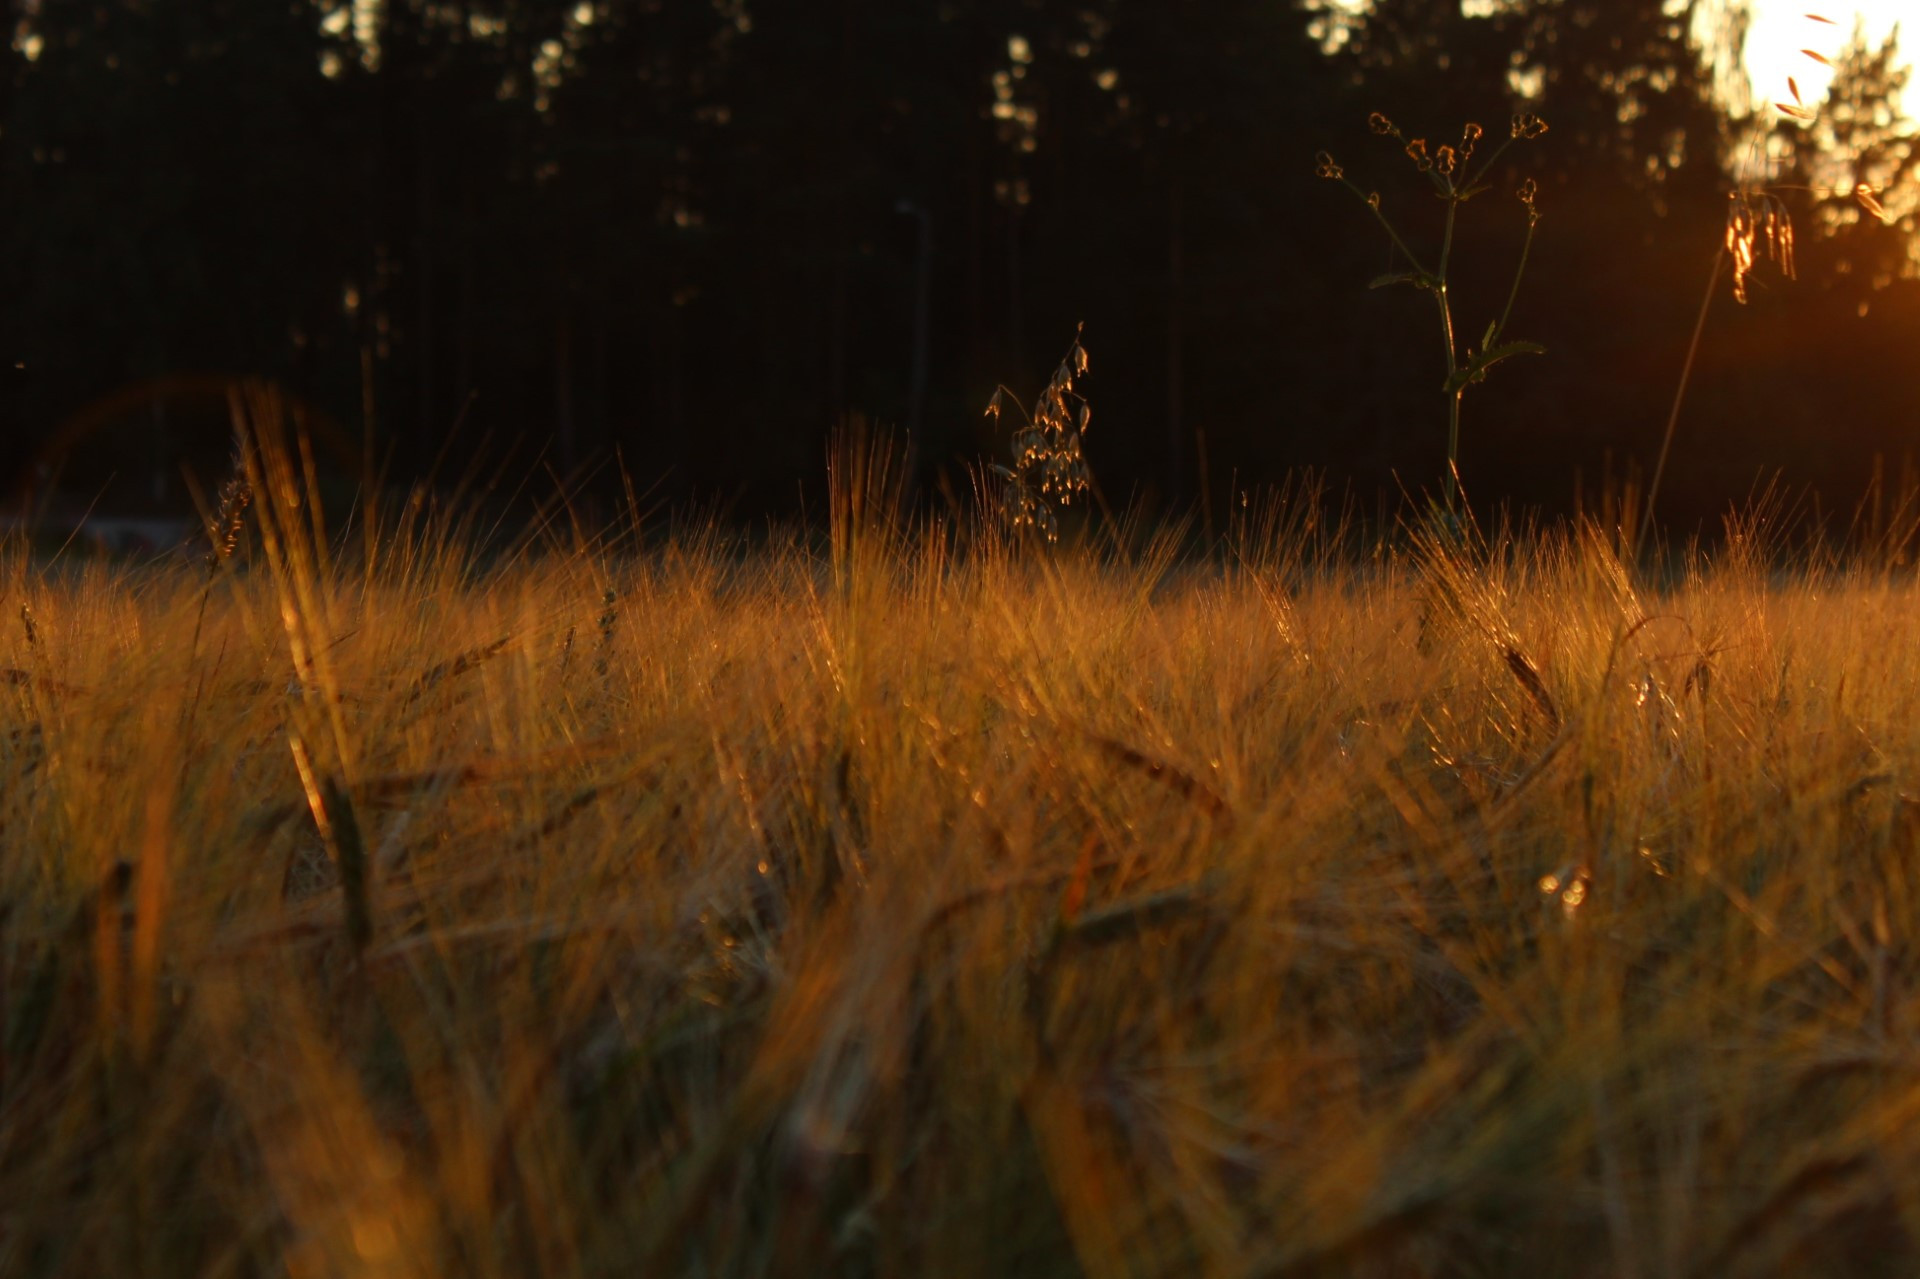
[1463, 135, 1517, 190]
[1436, 187, 1459, 283]
[1636, 247, 1725, 563]
[1435, 287, 1458, 399]
[1495, 217, 1538, 342]
[1341, 178, 1431, 277]
[1446, 392, 1464, 510]
[1436, 193, 1460, 504]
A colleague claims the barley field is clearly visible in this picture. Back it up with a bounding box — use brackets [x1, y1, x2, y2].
[4, 420, 1920, 1277]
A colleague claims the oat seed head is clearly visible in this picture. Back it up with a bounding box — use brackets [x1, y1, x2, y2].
[987, 327, 1095, 542]
[1724, 189, 1796, 304]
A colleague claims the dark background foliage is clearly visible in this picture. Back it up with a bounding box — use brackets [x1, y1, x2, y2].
[2, 0, 1916, 530]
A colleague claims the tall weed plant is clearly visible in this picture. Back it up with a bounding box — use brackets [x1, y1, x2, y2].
[1318, 112, 1550, 508]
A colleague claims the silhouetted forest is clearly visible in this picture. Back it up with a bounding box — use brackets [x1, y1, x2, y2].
[2, 1, 1917, 529]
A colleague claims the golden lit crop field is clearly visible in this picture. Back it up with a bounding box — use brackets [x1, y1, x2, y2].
[5, 430, 1920, 1276]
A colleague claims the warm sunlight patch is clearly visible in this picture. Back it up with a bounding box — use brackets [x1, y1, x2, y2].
[1746, 3, 1913, 117]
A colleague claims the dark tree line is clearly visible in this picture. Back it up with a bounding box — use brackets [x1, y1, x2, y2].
[2, 0, 1917, 529]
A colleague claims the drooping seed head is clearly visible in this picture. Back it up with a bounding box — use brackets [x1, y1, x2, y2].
[1511, 112, 1548, 140]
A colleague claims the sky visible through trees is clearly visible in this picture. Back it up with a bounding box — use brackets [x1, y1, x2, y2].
[1746, 2, 1911, 116]
[2, 0, 1919, 533]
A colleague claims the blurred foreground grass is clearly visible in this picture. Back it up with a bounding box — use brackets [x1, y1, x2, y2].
[5, 422, 1920, 1276]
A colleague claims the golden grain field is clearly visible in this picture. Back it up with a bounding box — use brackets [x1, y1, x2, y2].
[3, 418, 1920, 1277]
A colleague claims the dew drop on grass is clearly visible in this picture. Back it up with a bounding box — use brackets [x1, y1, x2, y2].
[1560, 879, 1586, 917]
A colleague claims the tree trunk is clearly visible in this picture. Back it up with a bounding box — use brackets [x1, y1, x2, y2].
[415, 130, 436, 439]
[903, 201, 933, 489]
[456, 171, 475, 410]
[1006, 206, 1024, 375]
[1166, 176, 1187, 507]
[555, 316, 575, 476]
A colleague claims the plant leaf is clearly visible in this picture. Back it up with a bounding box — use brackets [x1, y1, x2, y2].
[1446, 340, 1545, 393]
[1369, 271, 1432, 291]
[1481, 339, 1545, 363]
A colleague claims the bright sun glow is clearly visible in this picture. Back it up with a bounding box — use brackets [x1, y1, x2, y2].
[1317, 3, 1916, 122]
[1745, 2, 1914, 118]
